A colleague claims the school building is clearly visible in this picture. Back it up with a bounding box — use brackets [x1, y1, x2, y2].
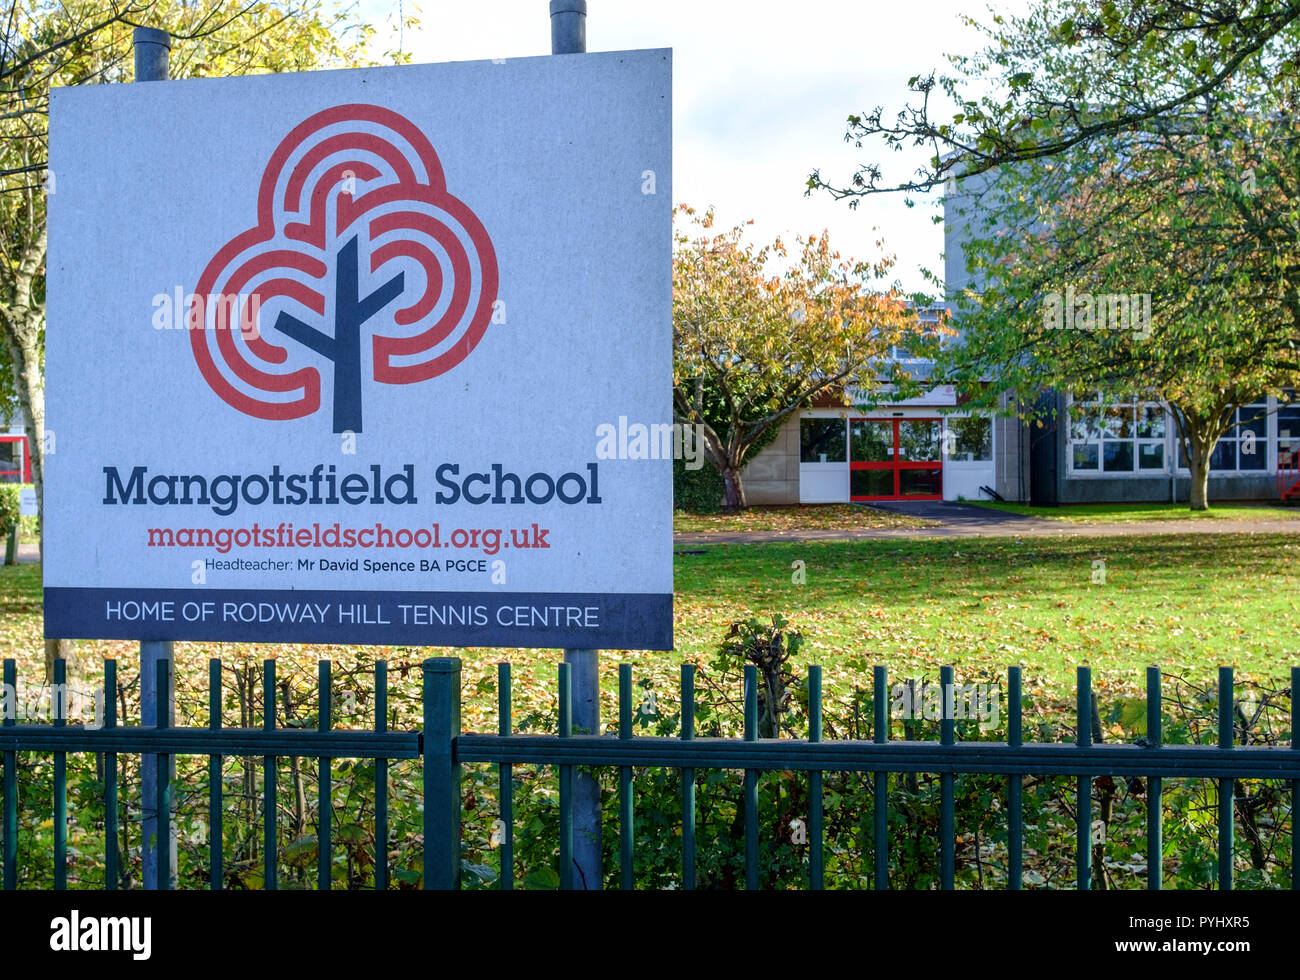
[739, 182, 1300, 506]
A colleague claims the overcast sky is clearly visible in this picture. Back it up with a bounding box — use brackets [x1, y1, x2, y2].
[356, 0, 1028, 294]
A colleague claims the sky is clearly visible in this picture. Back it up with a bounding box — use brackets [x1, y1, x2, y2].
[354, 0, 1029, 294]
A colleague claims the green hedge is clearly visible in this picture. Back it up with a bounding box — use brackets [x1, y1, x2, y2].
[673, 456, 725, 513]
[0, 484, 18, 537]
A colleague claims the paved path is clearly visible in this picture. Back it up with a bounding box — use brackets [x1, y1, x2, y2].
[673, 501, 1300, 546]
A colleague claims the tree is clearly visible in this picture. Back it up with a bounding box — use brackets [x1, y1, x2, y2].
[0, 0, 406, 680]
[806, 0, 1300, 200]
[672, 205, 915, 508]
[810, 0, 1300, 510]
[941, 112, 1300, 509]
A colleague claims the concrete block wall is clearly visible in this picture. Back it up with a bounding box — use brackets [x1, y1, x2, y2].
[739, 414, 801, 505]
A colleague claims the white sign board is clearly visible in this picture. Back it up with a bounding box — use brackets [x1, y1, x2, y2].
[19, 487, 36, 517]
[45, 50, 672, 649]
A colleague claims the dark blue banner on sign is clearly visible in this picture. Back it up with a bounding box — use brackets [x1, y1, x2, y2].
[44, 588, 673, 650]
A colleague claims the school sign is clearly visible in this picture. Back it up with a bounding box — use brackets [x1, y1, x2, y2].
[44, 50, 673, 649]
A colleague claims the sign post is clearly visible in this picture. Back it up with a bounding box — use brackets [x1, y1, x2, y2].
[551, 0, 601, 891]
[133, 26, 177, 891]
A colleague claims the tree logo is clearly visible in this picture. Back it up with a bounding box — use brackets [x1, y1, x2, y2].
[189, 104, 498, 432]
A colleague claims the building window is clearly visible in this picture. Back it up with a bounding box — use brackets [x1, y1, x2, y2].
[0, 437, 26, 483]
[800, 418, 846, 463]
[1218, 402, 1268, 471]
[1175, 400, 1269, 471]
[1068, 393, 1166, 474]
[945, 415, 992, 462]
[1277, 390, 1300, 457]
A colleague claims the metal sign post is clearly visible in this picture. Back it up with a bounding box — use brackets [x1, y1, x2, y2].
[132, 26, 177, 891]
[551, 0, 602, 890]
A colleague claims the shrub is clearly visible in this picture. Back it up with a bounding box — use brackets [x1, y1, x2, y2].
[672, 455, 724, 513]
[0, 484, 19, 538]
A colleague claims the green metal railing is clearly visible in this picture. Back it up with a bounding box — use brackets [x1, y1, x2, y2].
[450, 660, 1299, 891]
[1, 656, 417, 890]
[0, 657, 1296, 889]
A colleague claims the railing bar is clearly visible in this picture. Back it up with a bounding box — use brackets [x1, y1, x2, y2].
[939, 664, 954, 891]
[156, 657, 171, 891]
[558, 662, 572, 891]
[263, 658, 276, 891]
[0, 731, 420, 756]
[618, 663, 633, 891]
[744, 664, 758, 891]
[1008, 665, 1022, 891]
[104, 659, 119, 891]
[496, 662, 511, 891]
[681, 663, 696, 892]
[809, 665, 823, 891]
[1076, 666, 1091, 892]
[1218, 665, 1233, 892]
[375, 661, 388, 891]
[452, 736, 1300, 774]
[318, 660, 331, 891]
[2, 659, 14, 891]
[53, 657, 66, 890]
[208, 658, 222, 890]
[873, 665, 888, 891]
[1147, 666, 1162, 891]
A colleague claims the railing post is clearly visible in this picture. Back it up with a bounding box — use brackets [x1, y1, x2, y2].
[154, 657, 173, 890]
[1076, 666, 1092, 891]
[2, 659, 14, 890]
[423, 658, 462, 890]
[1007, 666, 1023, 890]
[1218, 665, 1234, 891]
[1293, 667, 1298, 892]
[939, 665, 955, 890]
[1146, 666, 1162, 890]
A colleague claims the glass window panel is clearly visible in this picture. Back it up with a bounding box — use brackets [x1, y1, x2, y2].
[850, 420, 892, 462]
[948, 416, 992, 462]
[1136, 405, 1166, 439]
[1102, 406, 1134, 439]
[1138, 443, 1164, 470]
[1070, 405, 1103, 440]
[1102, 441, 1134, 471]
[851, 468, 894, 497]
[0, 439, 20, 482]
[800, 418, 847, 463]
[1279, 404, 1300, 453]
[899, 467, 943, 496]
[1238, 438, 1267, 470]
[898, 420, 941, 461]
[1210, 439, 1236, 470]
[1073, 443, 1099, 470]
[1235, 404, 1267, 439]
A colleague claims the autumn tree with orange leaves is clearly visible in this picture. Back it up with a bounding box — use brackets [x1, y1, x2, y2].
[672, 205, 914, 509]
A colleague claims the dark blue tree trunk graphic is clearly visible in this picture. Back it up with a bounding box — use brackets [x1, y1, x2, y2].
[273, 236, 405, 433]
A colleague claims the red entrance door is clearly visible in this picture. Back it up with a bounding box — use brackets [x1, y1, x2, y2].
[849, 418, 943, 500]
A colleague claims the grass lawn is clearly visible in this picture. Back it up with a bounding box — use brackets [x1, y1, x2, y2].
[4, 536, 1296, 889]
[4, 531, 1297, 732]
[673, 503, 937, 533]
[966, 500, 1300, 523]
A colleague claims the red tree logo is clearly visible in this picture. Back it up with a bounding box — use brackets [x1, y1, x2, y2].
[189, 104, 499, 432]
